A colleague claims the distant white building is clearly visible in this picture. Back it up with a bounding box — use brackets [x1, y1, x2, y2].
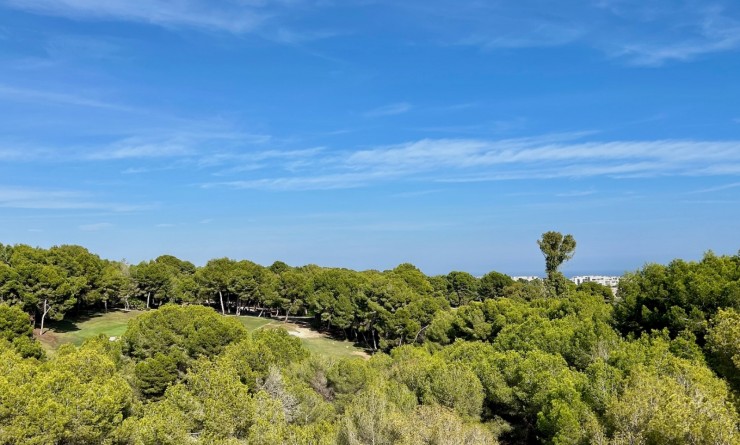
[570, 275, 621, 287]
[511, 276, 541, 282]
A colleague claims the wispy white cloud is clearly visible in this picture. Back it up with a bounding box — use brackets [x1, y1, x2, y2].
[43, 34, 129, 64]
[85, 130, 272, 161]
[597, 4, 740, 66]
[364, 102, 412, 117]
[0, 126, 288, 171]
[0, 84, 139, 112]
[393, 1, 588, 50]
[0, 85, 272, 149]
[413, 118, 527, 136]
[393, 0, 740, 65]
[1, 0, 343, 48]
[201, 135, 740, 191]
[694, 164, 740, 175]
[87, 136, 196, 160]
[556, 190, 597, 198]
[350, 138, 738, 169]
[592, 1, 740, 63]
[17, 132, 737, 192]
[427, 103, 477, 113]
[0, 187, 89, 210]
[120, 166, 176, 175]
[680, 199, 740, 205]
[461, 22, 585, 49]
[268, 27, 343, 45]
[0, 186, 147, 211]
[0, 147, 52, 161]
[79, 222, 113, 231]
[198, 147, 322, 169]
[6, 0, 738, 65]
[690, 182, 740, 194]
[610, 15, 740, 66]
[348, 220, 456, 232]
[391, 189, 441, 198]
[1, 0, 269, 33]
[203, 171, 394, 191]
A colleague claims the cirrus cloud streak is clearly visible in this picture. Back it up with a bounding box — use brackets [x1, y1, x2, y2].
[203, 135, 740, 191]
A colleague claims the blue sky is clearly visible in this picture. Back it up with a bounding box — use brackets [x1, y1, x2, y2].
[1, 0, 739, 276]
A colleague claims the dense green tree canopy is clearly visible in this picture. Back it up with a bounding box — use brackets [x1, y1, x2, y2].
[1, 241, 739, 444]
[122, 304, 247, 363]
[537, 231, 576, 274]
[614, 251, 740, 338]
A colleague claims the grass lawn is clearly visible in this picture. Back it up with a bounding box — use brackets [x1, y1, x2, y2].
[302, 335, 368, 359]
[36, 310, 367, 359]
[234, 315, 368, 359]
[35, 310, 142, 352]
[234, 314, 274, 331]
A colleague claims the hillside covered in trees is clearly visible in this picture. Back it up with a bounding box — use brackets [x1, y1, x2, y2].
[1, 237, 740, 444]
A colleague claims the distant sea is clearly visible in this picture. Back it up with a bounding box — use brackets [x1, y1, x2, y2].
[504, 270, 629, 278]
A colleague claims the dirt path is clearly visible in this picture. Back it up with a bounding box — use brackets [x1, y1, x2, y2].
[285, 324, 324, 339]
[256, 319, 370, 358]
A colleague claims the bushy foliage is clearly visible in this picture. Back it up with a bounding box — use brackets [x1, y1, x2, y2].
[0, 342, 133, 444]
[614, 251, 740, 338]
[706, 308, 740, 395]
[1, 242, 740, 444]
[0, 304, 44, 358]
[122, 304, 247, 361]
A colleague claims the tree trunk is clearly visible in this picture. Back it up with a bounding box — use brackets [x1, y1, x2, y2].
[104, 300, 108, 312]
[40, 299, 50, 335]
[218, 290, 225, 315]
[284, 311, 289, 322]
[413, 325, 429, 344]
[146, 292, 151, 309]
